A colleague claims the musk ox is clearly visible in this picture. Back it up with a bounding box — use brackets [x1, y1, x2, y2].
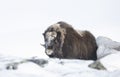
[43, 21, 98, 60]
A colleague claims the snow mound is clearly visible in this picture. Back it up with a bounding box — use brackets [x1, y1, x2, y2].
[96, 36, 120, 59]
[92, 36, 120, 71]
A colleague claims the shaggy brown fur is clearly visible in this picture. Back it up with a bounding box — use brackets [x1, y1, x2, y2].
[43, 21, 98, 60]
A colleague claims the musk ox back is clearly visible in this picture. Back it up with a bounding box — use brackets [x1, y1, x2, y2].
[43, 21, 98, 60]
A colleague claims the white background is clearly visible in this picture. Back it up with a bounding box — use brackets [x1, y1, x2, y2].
[0, 0, 120, 57]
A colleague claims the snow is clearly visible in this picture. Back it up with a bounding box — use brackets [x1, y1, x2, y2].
[100, 52, 120, 71]
[96, 36, 120, 59]
[0, 36, 120, 77]
[96, 36, 120, 71]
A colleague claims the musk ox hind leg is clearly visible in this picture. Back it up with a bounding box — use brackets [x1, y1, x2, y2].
[82, 31, 98, 60]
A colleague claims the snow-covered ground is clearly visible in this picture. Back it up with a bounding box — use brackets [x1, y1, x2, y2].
[0, 36, 120, 77]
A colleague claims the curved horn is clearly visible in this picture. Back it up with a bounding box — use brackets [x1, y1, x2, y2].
[40, 43, 45, 47]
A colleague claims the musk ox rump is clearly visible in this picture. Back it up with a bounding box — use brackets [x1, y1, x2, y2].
[43, 21, 98, 60]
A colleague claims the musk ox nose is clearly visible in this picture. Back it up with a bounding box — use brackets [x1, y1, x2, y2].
[45, 49, 54, 56]
[45, 49, 55, 58]
[48, 54, 54, 57]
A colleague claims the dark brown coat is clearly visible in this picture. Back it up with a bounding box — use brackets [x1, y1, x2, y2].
[43, 21, 97, 60]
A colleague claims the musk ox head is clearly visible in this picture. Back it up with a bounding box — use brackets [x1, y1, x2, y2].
[43, 23, 66, 58]
[43, 21, 97, 60]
